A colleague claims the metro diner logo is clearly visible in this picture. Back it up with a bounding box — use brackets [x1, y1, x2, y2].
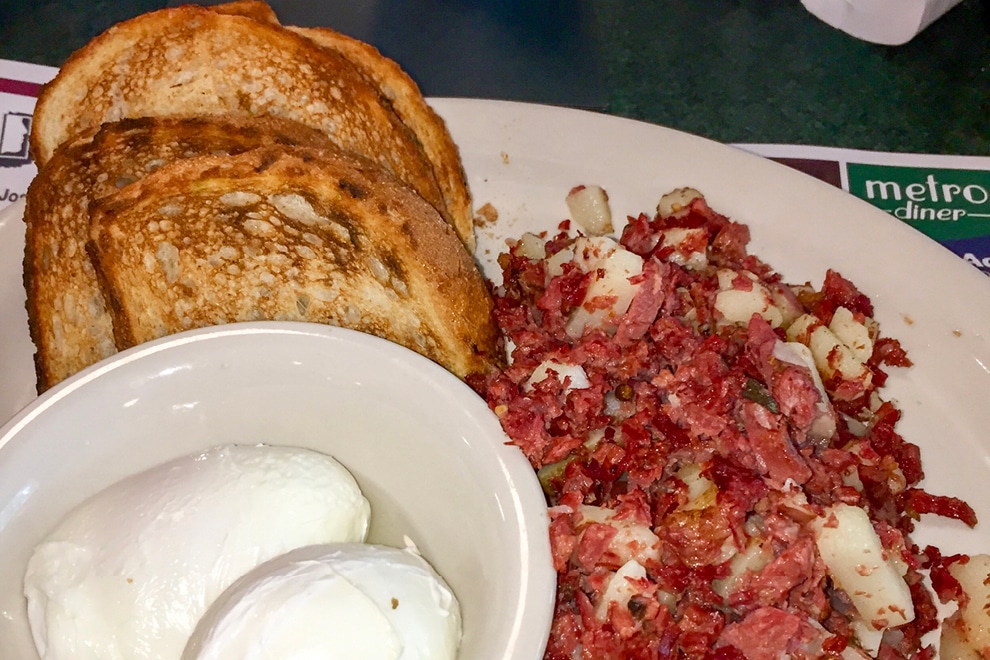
[847, 163, 990, 272]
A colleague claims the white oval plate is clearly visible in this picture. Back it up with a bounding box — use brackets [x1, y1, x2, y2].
[2, 98, 989, 563]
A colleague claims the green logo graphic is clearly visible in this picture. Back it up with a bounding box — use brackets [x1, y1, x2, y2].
[847, 163, 990, 243]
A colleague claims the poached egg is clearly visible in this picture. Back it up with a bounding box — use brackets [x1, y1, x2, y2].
[183, 543, 462, 660]
[23, 444, 371, 660]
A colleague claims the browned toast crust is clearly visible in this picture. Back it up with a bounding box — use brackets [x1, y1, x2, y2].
[291, 26, 475, 252]
[24, 115, 342, 391]
[29, 5, 451, 239]
[87, 147, 499, 378]
[207, 0, 280, 24]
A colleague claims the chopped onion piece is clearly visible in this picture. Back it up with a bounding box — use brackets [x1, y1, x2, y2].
[772, 340, 837, 439]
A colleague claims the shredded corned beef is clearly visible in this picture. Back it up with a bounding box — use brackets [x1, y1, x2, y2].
[470, 190, 978, 660]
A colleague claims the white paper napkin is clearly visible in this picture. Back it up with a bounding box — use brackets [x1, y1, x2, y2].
[801, 0, 965, 45]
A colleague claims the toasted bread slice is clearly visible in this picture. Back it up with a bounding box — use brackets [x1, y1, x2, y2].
[204, 2, 474, 250]
[29, 4, 471, 246]
[24, 115, 341, 392]
[291, 26, 474, 251]
[87, 147, 499, 378]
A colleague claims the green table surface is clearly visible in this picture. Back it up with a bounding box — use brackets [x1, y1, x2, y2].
[1, 0, 988, 156]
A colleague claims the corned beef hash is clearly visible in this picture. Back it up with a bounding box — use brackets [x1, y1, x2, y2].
[470, 187, 986, 659]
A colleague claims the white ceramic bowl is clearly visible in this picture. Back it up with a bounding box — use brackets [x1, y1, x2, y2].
[0, 322, 555, 659]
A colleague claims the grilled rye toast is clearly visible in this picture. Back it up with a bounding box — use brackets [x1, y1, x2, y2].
[24, 115, 341, 392]
[87, 146, 499, 378]
[29, 3, 474, 248]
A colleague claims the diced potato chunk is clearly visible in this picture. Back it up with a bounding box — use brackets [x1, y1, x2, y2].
[676, 463, 716, 511]
[711, 537, 773, 599]
[660, 227, 708, 270]
[567, 185, 613, 236]
[713, 269, 784, 328]
[657, 187, 703, 219]
[577, 504, 660, 566]
[595, 559, 648, 621]
[525, 360, 590, 392]
[829, 307, 874, 363]
[787, 314, 871, 385]
[768, 285, 804, 329]
[813, 504, 915, 634]
[545, 246, 574, 279]
[515, 232, 547, 261]
[944, 554, 990, 658]
[566, 237, 644, 338]
[848, 619, 884, 658]
[940, 612, 983, 660]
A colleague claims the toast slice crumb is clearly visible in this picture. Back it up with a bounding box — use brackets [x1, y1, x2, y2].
[87, 146, 500, 378]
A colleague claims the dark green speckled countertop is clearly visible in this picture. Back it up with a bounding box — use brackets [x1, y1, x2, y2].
[1, 0, 988, 155]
